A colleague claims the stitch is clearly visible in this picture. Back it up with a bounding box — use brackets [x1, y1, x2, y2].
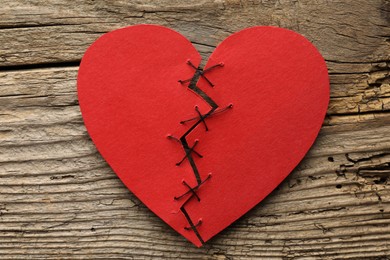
[178, 60, 223, 87]
[182, 180, 201, 201]
[180, 104, 233, 125]
[175, 140, 203, 166]
[174, 173, 212, 201]
[180, 203, 204, 244]
[168, 136, 203, 161]
[184, 219, 202, 230]
[194, 106, 209, 131]
[180, 138, 203, 185]
[168, 135, 203, 166]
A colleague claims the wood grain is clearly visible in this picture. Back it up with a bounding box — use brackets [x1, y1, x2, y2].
[0, 0, 389, 259]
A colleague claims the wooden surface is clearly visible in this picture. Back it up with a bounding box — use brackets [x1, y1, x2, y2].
[0, 1, 389, 259]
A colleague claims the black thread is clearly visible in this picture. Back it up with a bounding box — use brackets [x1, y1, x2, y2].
[180, 104, 233, 125]
[168, 135, 204, 164]
[178, 60, 223, 88]
[174, 173, 212, 201]
[194, 106, 209, 131]
[184, 219, 202, 230]
[182, 180, 201, 201]
[180, 138, 203, 185]
[180, 204, 204, 244]
[175, 140, 203, 166]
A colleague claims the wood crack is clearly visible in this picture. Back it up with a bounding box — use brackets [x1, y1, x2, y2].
[0, 61, 80, 72]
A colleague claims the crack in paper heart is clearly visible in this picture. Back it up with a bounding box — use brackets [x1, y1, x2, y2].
[169, 60, 232, 245]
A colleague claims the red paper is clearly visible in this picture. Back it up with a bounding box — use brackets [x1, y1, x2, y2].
[77, 25, 329, 246]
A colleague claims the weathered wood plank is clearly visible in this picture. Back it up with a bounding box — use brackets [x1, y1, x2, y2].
[0, 0, 389, 259]
[0, 0, 389, 66]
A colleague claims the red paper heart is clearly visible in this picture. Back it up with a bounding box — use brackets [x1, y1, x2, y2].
[77, 25, 329, 246]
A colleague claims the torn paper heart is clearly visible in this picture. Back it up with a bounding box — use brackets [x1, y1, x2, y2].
[77, 25, 329, 247]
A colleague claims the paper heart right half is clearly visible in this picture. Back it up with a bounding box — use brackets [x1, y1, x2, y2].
[78, 25, 329, 246]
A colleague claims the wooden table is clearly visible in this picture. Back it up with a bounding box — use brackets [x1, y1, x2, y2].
[1, 1, 389, 259]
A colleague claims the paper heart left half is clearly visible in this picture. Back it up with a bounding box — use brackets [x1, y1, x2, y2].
[77, 25, 329, 246]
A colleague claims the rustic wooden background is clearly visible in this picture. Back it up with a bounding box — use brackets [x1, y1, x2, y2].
[0, 0, 389, 259]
